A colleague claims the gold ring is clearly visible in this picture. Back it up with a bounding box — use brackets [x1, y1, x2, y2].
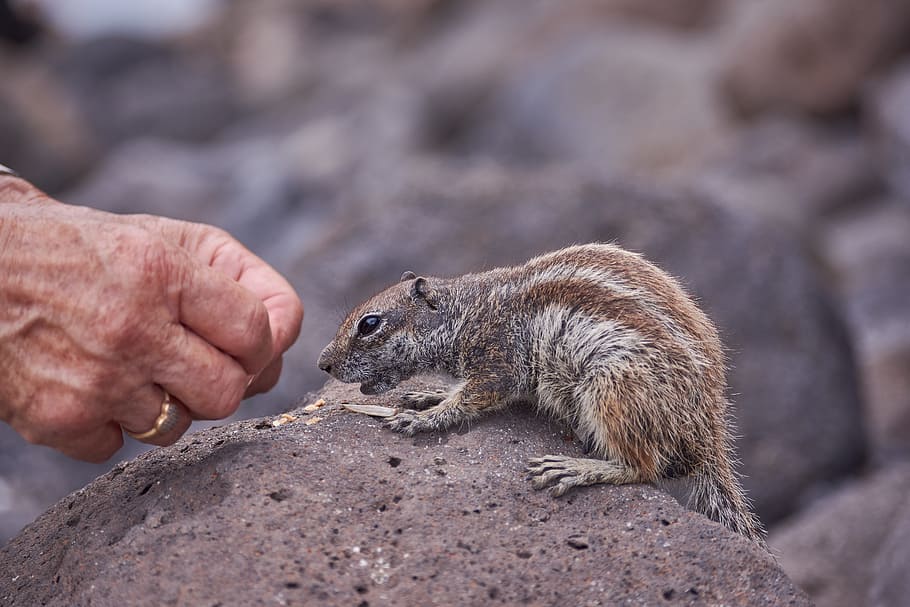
[126, 391, 180, 440]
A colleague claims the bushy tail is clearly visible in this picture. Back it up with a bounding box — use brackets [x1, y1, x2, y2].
[690, 462, 767, 549]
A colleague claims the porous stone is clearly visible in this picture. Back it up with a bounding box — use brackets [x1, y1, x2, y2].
[0, 380, 809, 607]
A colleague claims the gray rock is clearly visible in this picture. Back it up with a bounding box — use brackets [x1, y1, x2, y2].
[720, 0, 910, 116]
[0, 380, 810, 607]
[287, 163, 865, 524]
[869, 492, 910, 607]
[0, 53, 99, 192]
[49, 36, 239, 148]
[821, 199, 910, 458]
[696, 117, 878, 231]
[868, 60, 910, 200]
[60, 136, 326, 259]
[445, 23, 729, 177]
[770, 462, 910, 607]
[0, 425, 150, 546]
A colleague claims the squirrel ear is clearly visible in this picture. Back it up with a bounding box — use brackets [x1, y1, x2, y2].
[400, 270, 417, 282]
[410, 277, 439, 309]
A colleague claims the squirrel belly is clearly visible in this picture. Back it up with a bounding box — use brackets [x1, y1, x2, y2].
[318, 243, 767, 547]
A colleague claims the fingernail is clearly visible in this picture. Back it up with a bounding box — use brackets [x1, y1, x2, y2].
[246, 374, 256, 389]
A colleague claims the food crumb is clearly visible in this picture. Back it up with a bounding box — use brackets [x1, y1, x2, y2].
[271, 413, 299, 427]
[303, 398, 327, 413]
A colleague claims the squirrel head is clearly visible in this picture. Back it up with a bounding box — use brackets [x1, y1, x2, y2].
[317, 271, 447, 395]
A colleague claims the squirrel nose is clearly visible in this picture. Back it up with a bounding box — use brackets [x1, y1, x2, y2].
[317, 352, 333, 374]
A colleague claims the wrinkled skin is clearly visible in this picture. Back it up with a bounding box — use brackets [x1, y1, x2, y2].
[0, 176, 303, 462]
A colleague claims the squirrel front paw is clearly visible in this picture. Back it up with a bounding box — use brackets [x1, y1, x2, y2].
[400, 389, 448, 410]
[384, 409, 434, 436]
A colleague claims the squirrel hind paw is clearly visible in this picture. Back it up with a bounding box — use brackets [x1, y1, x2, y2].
[384, 410, 421, 435]
[527, 456, 637, 497]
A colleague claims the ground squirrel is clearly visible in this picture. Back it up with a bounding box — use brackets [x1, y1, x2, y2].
[318, 243, 766, 546]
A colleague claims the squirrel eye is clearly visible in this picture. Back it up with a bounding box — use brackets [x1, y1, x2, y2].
[356, 314, 382, 337]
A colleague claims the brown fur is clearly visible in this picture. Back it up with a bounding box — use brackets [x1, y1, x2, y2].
[318, 243, 767, 546]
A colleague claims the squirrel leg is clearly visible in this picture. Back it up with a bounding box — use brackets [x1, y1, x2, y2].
[399, 388, 450, 410]
[526, 455, 643, 498]
[385, 381, 502, 436]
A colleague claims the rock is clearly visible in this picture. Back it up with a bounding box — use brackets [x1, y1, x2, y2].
[868, 494, 910, 607]
[821, 199, 910, 458]
[587, 0, 725, 30]
[60, 136, 329, 260]
[207, 0, 316, 107]
[0, 52, 98, 192]
[868, 60, 910, 200]
[0, 424, 149, 546]
[695, 117, 878, 231]
[0, 380, 810, 607]
[462, 28, 730, 177]
[720, 0, 910, 116]
[48, 36, 239, 148]
[287, 163, 864, 524]
[769, 462, 910, 607]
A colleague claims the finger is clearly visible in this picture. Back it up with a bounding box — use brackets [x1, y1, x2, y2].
[245, 356, 283, 397]
[154, 323, 251, 420]
[177, 258, 274, 375]
[119, 387, 192, 447]
[128, 216, 302, 361]
[166, 220, 302, 357]
[233, 264, 303, 357]
[56, 422, 125, 463]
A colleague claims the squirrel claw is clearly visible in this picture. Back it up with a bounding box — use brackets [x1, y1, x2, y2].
[384, 410, 422, 436]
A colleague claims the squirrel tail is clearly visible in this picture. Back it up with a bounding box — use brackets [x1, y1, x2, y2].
[690, 460, 767, 549]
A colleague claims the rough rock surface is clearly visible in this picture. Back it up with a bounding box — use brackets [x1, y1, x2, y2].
[0, 380, 809, 607]
[769, 462, 910, 607]
[289, 164, 864, 524]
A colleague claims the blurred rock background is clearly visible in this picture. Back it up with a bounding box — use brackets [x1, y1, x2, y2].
[0, 1, 908, 604]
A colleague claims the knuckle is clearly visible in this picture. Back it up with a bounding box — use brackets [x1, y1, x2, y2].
[113, 226, 170, 287]
[84, 435, 122, 463]
[97, 229, 172, 350]
[20, 399, 90, 445]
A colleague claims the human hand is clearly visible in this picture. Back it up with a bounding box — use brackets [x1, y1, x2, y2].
[0, 176, 303, 461]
